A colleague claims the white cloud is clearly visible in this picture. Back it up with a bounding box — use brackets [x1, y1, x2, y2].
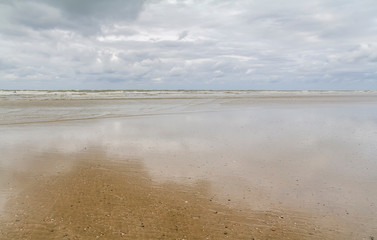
[0, 0, 376, 90]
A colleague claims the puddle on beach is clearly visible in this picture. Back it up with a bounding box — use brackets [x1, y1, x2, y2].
[1, 93, 377, 239]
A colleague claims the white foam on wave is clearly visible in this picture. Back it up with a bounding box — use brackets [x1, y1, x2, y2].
[1, 90, 377, 101]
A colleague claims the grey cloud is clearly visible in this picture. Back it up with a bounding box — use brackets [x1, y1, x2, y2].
[48, 0, 144, 19]
[345, 44, 377, 63]
[1, 0, 377, 90]
[178, 30, 188, 40]
[1, 0, 145, 35]
[9, 2, 65, 30]
[0, 58, 15, 70]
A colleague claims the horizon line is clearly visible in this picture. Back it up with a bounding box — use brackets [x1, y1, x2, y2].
[1, 89, 377, 92]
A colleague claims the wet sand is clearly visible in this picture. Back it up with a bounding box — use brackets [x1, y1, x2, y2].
[1, 90, 377, 239]
[1, 156, 345, 240]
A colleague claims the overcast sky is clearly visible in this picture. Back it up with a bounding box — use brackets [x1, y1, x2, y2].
[1, 0, 377, 90]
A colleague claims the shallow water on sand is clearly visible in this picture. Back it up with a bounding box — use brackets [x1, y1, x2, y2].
[0, 91, 377, 239]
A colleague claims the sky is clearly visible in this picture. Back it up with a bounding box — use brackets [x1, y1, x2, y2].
[0, 0, 377, 90]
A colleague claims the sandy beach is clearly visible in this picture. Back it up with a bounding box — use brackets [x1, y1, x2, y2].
[1, 90, 377, 239]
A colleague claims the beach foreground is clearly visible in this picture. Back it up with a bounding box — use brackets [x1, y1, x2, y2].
[1, 157, 339, 240]
[0, 90, 376, 239]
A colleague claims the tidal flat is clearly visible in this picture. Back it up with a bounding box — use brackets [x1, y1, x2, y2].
[0, 90, 377, 239]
